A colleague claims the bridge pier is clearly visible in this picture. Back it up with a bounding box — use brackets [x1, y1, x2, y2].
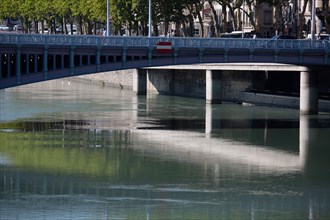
[16, 46, 22, 85]
[43, 46, 48, 80]
[206, 70, 222, 104]
[300, 71, 319, 115]
[33, 54, 37, 73]
[133, 69, 147, 95]
[0, 54, 2, 79]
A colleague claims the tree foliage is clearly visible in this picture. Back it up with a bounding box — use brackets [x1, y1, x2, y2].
[0, 0, 324, 37]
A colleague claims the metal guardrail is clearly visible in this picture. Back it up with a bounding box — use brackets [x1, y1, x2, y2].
[0, 33, 329, 51]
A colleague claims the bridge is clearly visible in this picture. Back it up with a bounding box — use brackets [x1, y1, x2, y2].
[1, 33, 329, 114]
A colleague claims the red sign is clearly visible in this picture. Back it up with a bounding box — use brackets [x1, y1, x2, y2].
[156, 41, 172, 53]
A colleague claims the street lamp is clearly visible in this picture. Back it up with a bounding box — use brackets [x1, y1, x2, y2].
[241, 0, 245, 38]
[107, 0, 110, 36]
[311, 0, 316, 39]
[148, 0, 152, 37]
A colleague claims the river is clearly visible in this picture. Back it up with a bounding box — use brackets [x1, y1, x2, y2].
[0, 79, 329, 220]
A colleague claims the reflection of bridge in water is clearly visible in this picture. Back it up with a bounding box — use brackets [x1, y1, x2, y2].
[1, 99, 326, 177]
[0, 111, 327, 219]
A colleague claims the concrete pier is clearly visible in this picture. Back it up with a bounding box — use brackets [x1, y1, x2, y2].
[206, 70, 222, 104]
[133, 69, 147, 95]
[300, 71, 319, 114]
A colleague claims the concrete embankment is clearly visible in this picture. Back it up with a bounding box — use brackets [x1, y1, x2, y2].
[75, 69, 134, 89]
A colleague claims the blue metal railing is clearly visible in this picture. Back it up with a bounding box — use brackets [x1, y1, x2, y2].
[0, 33, 329, 51]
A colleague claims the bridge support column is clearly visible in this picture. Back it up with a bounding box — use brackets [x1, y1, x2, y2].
[70, 46, 75, 75]
[52, 54, 56, 70]
[300, 71, 318, 114]
[26, 54, 30, 74]
[205, 104, 218, 138]
[7, 54, 11, 78]
[206, 70, 222, 104]
[61, 55, 64, 69]
[43, 46, 48, 80]
[299, 115, 317, 166]
[122, 47, 127, 68]
[16, 45, 22, 85]
[0, 53, 2, 79]
[96, 47, 101, 72]
[34, 54, 38, 73]
[133, 69, 147, 95]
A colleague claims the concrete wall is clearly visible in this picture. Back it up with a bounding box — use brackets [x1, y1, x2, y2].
[76, 69, 134, 89]
[146, 69, 262, 102]
[77, 69, 259, 102]
[147, 69, 206, 98]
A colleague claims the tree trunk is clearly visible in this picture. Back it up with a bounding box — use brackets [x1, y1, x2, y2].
[187, 14, 194, 37]
[298, 0, 309, 38]
[197, 11, 204, 37]
[222, 4, 227, 33]
[208, 0, 220, 37]
[228, 6, 237, 31]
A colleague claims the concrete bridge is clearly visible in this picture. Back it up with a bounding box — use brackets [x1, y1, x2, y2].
[1, 34, 329, 114]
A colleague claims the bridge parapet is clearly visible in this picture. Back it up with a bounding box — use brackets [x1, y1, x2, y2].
[0, 34, 329, 51]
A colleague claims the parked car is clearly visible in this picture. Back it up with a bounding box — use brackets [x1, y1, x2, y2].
[0, 24, 12, 31]
[39, 28, 50, 34]
[318, 34, 330, 40]
[306, 33, 329, 40]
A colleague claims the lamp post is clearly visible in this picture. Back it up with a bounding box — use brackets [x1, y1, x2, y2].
[148, 0, 152, 37]
[311, 0, 316, 39]
[241, 0, 245, 38]
[107, 0, 110, 36]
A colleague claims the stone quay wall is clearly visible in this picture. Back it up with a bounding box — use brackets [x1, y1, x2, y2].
[76, 69, 134, 89]
[77, 69, 258, 103]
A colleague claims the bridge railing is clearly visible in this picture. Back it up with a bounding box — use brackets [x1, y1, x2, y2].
[0, 33, 329, 51]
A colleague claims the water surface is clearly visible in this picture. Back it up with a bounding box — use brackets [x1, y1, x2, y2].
[0, 79, 329, 220]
